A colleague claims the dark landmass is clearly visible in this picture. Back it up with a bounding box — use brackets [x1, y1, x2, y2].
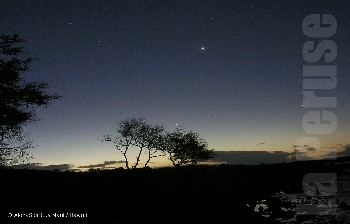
[210, 150, 294, 165]
[1, 157, 349, 224]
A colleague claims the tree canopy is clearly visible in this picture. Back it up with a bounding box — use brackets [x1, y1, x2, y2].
[163, 128, 214, 167]
[0, 34, 60, 166]
[107, 118, 214, 168]
[107, 118, 165, 169]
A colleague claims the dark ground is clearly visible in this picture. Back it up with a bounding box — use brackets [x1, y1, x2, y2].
[1, 157, 349, 224]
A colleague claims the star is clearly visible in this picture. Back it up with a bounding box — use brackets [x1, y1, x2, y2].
[201, 47, 206, 51]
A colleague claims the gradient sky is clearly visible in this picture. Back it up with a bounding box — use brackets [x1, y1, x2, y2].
[1, 0, 349, 168]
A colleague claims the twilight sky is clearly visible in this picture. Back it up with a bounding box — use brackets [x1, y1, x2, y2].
[1, 0, 349, 168]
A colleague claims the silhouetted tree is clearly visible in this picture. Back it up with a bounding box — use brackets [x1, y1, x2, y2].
[163, 128, 214, 167]
[142, 124, 165, 168]
[0, 34, 60, 166]
[108, 118, 164, 169]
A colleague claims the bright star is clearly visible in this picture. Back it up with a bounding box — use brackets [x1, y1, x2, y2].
[201, 47, 206, 51]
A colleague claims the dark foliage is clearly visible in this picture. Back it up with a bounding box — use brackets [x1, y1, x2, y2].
[106, 119, 214, 168]
[163, 128, 215, 166]
[106, 118, 165, 169]
[0, 35, 60, 165]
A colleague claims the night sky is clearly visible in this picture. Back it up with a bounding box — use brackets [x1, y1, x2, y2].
[1, 0, 349, 168]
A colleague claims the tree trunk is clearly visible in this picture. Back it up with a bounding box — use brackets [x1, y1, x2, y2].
[169, 155, 177, 167]
[122, 151, 129, 169]
[133, 147, 143, 168]
[144, 150, 151, 168]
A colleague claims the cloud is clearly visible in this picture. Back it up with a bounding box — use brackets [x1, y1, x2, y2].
[307, 147, 317, 152]
[12, 163, 72, 171]
[293, 145, 309, 148]
[293, 154, 314, 161]
[116, 160, 126, 164]
[103, 161, 119, 165]
[78, 160, 126, 169]
[256, 142, 276, 146]
[321, 151, 337, 159]
[295, 150, 307, 155]
[338, 144, 350, 157]
[286, 150, 315, 161]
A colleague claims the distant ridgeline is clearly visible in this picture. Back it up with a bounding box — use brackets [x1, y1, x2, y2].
[210, 151, 295, 165]
[209, 151, 350, 166]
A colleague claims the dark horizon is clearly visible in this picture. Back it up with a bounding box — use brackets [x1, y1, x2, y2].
[9, 148, 350, 172]
[1, 0, 349, 167]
